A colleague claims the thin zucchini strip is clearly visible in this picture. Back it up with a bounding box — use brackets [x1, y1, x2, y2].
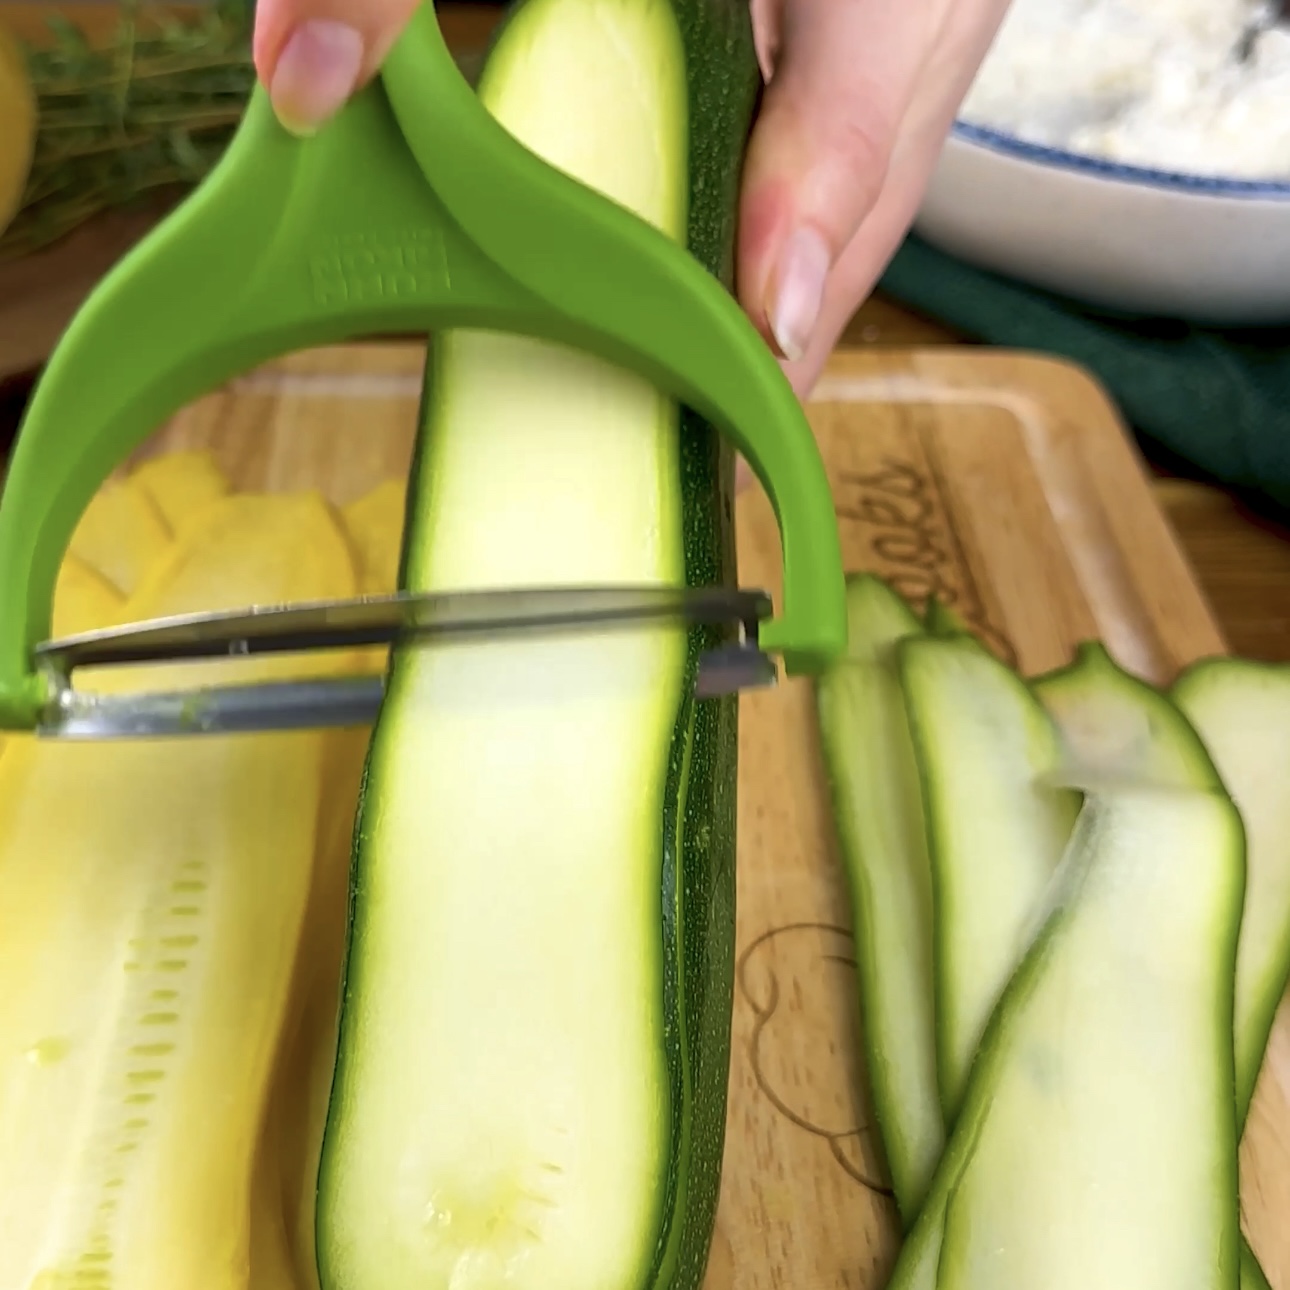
[898, 631, 1080, 1121]
[1173, 658, 1290, 1120]
[814, 574, 942, 1221]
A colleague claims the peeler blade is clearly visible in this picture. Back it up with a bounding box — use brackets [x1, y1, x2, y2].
[34, 584, 777, 740]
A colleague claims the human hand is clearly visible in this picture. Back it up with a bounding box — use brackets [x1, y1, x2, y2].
[739, 0, 1011, 397]
[252, 0, 1010, 399]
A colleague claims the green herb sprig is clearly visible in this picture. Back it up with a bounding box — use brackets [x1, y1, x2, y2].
[0, 1, 486, 263]
[0, 0, 255, 261]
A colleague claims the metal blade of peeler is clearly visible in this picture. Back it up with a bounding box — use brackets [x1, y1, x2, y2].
[34, 584, 777, 740]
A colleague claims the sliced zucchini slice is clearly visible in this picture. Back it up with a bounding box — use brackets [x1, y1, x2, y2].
[898, 631, 1079, 1120]
[814, 574, 942, 1220]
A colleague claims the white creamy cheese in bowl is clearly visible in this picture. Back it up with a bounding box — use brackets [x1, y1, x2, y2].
[912, 0, 1290, 323]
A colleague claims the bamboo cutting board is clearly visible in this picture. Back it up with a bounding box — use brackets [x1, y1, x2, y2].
[135, 343, 1290, 1290]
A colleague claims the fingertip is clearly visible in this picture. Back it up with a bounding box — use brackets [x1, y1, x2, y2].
[268, 19, 364, 135]
[768, 225, 830, 363]
[739, 166, 836, 364]
[253, 0, 422, 132]
[735, 161, 795, 356]
[736, 0, 909, 362]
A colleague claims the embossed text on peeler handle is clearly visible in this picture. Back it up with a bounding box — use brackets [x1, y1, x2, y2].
[0, 0, 845, 729]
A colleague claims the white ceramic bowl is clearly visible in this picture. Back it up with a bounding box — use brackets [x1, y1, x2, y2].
[914, 122, 1290, 326]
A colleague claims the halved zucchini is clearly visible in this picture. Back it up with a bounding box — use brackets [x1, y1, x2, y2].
[315, 0, 759, 1287]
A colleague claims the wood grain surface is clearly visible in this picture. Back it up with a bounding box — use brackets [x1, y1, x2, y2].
[131, 341, 1289, 1290]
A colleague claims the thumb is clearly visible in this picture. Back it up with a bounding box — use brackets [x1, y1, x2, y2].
[738, 0, 941, 361]
[254, 0, 421, 134]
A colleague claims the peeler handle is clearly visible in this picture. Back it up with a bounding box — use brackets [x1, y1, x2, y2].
[0, 1, 845, 730]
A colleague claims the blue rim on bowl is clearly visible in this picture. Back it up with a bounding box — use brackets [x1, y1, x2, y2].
[950, 120, 1290, 199]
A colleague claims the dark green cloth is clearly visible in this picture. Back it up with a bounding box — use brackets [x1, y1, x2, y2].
[878, 234, 1290, 518]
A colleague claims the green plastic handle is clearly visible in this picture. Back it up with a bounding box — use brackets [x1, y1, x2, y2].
[0, 1, 846, 730]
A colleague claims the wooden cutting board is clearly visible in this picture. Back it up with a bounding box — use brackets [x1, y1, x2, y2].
[136, 342, 1290, 1290]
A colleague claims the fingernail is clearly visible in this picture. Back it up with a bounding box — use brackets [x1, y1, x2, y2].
[270, 19, 364, 136]
[769, 227, 831, 362]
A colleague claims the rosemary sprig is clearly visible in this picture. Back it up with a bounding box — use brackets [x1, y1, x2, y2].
[0, 0, 256, 261]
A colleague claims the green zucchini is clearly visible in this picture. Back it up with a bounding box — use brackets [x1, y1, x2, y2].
[1030, 643, 1213, 795]
[898, 631, 1080, 1121]
[1038, 648, 1290, 1290]
[814, 575, 942, 1222]
[922, 596, 968, 636]
[888, 656, 1245, 1290]
[313, 0, 759, 1288]
[1173, 658, 1290, 1121]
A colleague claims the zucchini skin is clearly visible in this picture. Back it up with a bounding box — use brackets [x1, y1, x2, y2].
[320, 2, 761, 1287]
[660, 0, 760, 1281]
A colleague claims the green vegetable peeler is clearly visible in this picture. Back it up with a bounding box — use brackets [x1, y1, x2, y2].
[0, 1, 846, 739]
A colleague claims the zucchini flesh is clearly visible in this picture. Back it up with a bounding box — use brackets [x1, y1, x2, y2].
[315, 0, 758, 1287]
[0, 494, 358, 1290]
[898, 632, 1080, 1120]
[814, 575, 942, 1220]
[888, 666, 1244, 1290]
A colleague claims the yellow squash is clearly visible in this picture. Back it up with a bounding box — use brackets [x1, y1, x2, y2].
[129, 452, 232, 538]
[0, 491, 360, 1290]
[52, 555, 125, 639]
[341, 480, 407, 595]
[68, 480, 173, 597]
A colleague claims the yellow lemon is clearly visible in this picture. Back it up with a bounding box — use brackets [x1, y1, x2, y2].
[0, 24, 36, 237]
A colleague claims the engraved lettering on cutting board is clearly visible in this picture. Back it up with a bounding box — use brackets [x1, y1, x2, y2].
[736, 922, 896, 1200]
[310, 228, 449, 308]
[833, 455, 1017, 667]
